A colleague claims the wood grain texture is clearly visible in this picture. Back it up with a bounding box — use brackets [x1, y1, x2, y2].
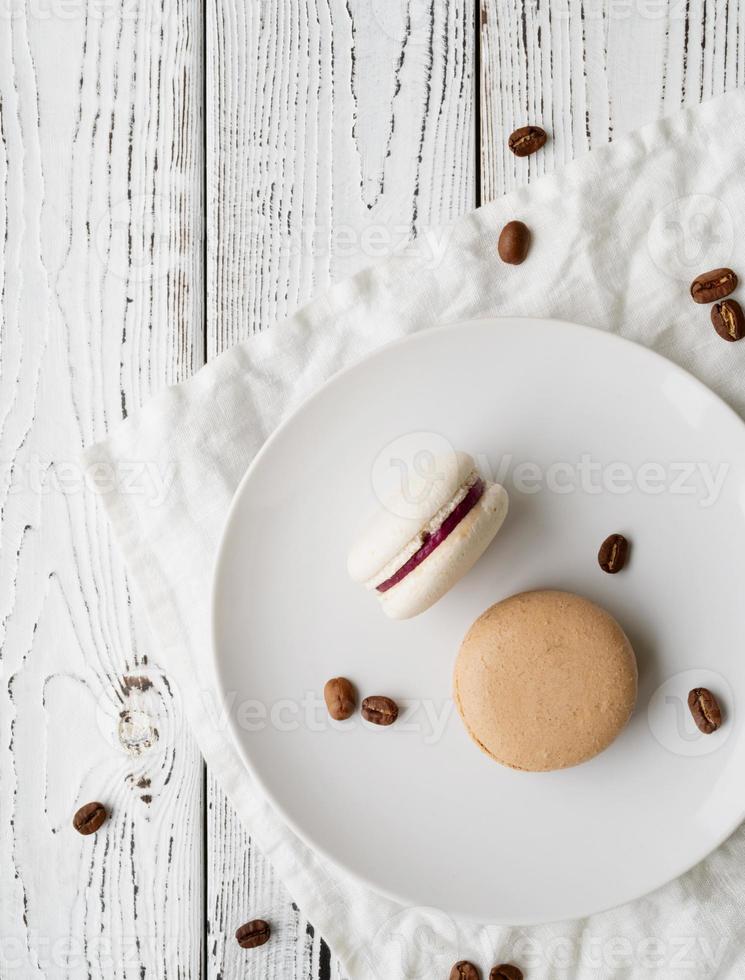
[0, 2, 204, 977]
[6, 1, 742, 977]
[207, 785, 347, 980]
[480, 0, 745, 201]
[206, 0, 475, 352]
[205, 0, 474, 976]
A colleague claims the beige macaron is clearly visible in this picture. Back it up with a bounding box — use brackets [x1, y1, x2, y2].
[454, 590, 638, 771]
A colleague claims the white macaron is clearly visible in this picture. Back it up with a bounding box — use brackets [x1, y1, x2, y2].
[347, 451, 509, 619]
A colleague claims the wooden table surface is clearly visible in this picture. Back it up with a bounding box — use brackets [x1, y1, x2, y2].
[1, 1, 742, 977]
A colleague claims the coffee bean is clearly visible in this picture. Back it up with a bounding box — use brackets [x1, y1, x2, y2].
[690, 268, 737, 303]
[235, 919, 271, 949]
[688, 688, 722, 735]
[361, 695, 398, 726]
[711, 299, 745, 342]
[490, 966, 524, 980]
[498, 221, 531, 265]
[598, 533, 629, 574]
[450, 962, 481, 980]
[72, 802, 107, 836]
[508, 125, 547, 157]
[323, 676, 357, 720]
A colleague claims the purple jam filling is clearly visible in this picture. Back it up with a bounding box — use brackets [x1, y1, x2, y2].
[376, 479, 485, 593]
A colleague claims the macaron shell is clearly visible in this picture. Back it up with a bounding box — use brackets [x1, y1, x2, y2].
[347, 451, 477, 584]
[378, 483, 509, 619]
[454, 590, 638, 771]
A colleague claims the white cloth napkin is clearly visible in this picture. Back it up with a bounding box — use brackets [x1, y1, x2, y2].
[85, 90, 745, 979]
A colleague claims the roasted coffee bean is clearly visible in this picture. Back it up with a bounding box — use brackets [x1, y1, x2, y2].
[508, 125, 547, 157]
[361, 695, 399, 726]
[690, 268, 737, 304]
[598, 533, 629, 574]
[711, 299, 745, 342]
[73, 802, 107, 836]
[498, 221, 531, 265]
[235, 919, 271, 949]
[450, 962, 481, 980]
[688, 688, 722, 735]
[490, 966, 524, 980]
[323, 676, 357, 720]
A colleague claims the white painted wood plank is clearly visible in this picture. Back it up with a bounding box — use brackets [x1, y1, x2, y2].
[0, 3, 205, 977]
[205, 1, 475, 977]
[480, 0, 745, 201]
[207, 0, 476, 350]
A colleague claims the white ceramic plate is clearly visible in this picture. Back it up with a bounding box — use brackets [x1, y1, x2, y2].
[212, 318, 745, 924]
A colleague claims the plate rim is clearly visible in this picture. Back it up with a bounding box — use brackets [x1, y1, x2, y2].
[211, 315, 745, 924]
